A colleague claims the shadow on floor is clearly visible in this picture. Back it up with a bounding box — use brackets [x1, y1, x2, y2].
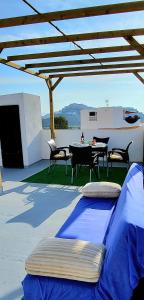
[6, 182, 80, 228]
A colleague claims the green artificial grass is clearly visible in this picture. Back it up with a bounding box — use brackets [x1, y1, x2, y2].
[23, 165, 128, 186]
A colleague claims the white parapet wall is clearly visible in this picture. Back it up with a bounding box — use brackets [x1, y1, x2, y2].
[0, 93, 42, 167]
[42, 126, 144, 163]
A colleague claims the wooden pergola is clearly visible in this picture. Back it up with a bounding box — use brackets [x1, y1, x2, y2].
[0, 0, 144, 138]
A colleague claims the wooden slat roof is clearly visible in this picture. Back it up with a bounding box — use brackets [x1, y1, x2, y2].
[25, 55, 144, 69]
[1, 28, 144, 49]
[0, 1, 143, 28]
[0, 1, 144, 82]
[38, 63, 144, 74]
[49, 68, 144, 78]
[8, 45, 144, 61]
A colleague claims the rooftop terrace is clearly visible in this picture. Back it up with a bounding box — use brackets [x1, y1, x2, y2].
[0, 2, 144, 299]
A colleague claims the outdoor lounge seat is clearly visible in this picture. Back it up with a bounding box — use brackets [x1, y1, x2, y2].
[23, 163, 144, 300]
[107, 140, 133, 176]
[69, 145, 100, 184]
[48, 139, 71, 174]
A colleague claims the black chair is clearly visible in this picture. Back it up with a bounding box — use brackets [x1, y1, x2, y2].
[107, 141, 133, 176]
[94, 137, 110, 144]
[93, 137, 109, 167]
[69, 145, 100, 184]
[48, 139, 71, 174]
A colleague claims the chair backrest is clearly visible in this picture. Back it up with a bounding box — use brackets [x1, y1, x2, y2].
[48, 139, 60, 159]
[48, 139, 57, 152]
[94, 137, 110, 144]
[126, 141, 133, 152]
[69, 145, 93, 167]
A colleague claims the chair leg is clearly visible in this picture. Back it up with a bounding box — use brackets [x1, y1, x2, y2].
[89, 169, 91, 182]
[48, 160, 56, 173]
[98, 165, 100, 179]
[65, 160, 68, 175]
[111, 161, 112, 175]
[76, 165, 78, 177]
[103, 156, 104, 168]
[107, 162, 109, 177]
[48, 160, 52, 173]
[127, 161, 130, 170]
[71, 167, 74, 184]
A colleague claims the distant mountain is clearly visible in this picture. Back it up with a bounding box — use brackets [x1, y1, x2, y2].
[42, 103, 144, 128]
[42, 103, 95, 128]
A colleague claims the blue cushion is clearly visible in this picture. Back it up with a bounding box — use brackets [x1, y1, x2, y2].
[95, 163, 144, 300]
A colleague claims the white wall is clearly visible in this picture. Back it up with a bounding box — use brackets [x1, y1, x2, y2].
[81, 109, 98, 130]
[41, 126, 144, 162]
[41, 129, 51, 159]
[81, 107, 140, 130]
[0, 93, 42, 167]
[23, 93, 42, 165]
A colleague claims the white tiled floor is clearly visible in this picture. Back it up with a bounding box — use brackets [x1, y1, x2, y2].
[1, 159, 50, 182]
[0, 160, 81, 300]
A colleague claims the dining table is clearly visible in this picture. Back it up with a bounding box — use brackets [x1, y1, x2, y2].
[72, 142, 107, 152]
[71, 142, 108, 166]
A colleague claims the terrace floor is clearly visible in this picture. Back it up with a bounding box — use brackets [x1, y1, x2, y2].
[0, 160, 81, 300]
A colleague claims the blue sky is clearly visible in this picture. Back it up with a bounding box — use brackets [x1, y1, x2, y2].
[0, 0, 144, 115]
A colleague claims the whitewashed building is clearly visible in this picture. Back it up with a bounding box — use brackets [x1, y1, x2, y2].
[80, 106, 141, 130]
[0, 93, 42, 167]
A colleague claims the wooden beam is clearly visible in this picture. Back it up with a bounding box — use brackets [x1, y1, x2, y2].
[51, 78, 63, 91]
[25, 55, 144, 68]
[133, 72, 144, 84]
[46, 78, 55, 139]
[0, 1, 144, 28]
[8, 44, 144, 61]
[26, 55, 144, 68]
[49, 68, 144, 78]
[0, 57, 47, 79]
[38, 62, 144, 74]
[1, 28, 144, 49]
[124, 36, 144, 56]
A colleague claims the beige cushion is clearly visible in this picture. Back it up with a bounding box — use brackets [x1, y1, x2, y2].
[53, 153, 66, 159]
[25, 237, 105, 283]
[110, 152, 123, 160]
[81, 182, 121, 198]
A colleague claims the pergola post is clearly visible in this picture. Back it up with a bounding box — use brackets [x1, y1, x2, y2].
[46, 78, 55, 139]
[45, 77, 63, 139]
